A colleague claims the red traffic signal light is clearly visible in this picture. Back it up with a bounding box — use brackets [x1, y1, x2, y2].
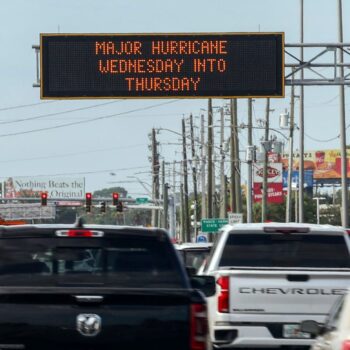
[41, 192, 48, 206]
[112, 192, 119, 206]
[85, 192, 92, 206]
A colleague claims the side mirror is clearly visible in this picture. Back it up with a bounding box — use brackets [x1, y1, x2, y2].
[190, 275, 216, 297]
[300, 320, 321, 336]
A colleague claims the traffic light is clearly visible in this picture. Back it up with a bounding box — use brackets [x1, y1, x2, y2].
[112, 192, 119, 206]
[40, 192, 48, 206]
[85, 192, 92, 213]
[190, 203, 196, 227]
[100, 201, 106, 213]
[86, 192, 92, 206]
[116, 201, 123, 212]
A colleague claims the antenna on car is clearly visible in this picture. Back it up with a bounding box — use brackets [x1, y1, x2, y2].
[75, 216, 85, 228]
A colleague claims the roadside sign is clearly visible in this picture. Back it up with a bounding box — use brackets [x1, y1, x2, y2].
[55, 201, 82, 207]
[228, 213, 243, 225]
[0, 203, 56, 220]
[40, 33, 284, 99]
[201, 218, 229, 233]
[136, 197, 149, 204]
[196, 234, 208, 243]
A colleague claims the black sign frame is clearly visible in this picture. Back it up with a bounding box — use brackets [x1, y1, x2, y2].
[40, 33, 284, 99]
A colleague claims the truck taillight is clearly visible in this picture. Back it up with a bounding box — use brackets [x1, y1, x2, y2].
[190, 303, 208, 350]
[217, 276, 229, 313]
[343, 340, 350, 350]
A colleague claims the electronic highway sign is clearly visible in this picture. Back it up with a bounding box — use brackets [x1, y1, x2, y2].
[40, 33, 284, 99]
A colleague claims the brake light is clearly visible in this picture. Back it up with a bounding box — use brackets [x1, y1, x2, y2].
[263, 227, 310, 233]
[68, 230, 93, 237]
[55, 230, 104, 237]
[342, 340, 350, 350]
[190, 303, 208, 350]
[217, 276, 229, 313]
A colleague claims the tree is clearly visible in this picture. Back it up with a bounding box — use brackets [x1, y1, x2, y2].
[93, 186, 127, 198]
[55, 207, 77, 224]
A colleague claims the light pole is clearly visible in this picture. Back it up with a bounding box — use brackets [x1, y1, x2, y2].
[313, 197, 326, 225]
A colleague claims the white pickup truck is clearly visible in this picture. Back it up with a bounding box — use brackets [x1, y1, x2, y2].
[201, 223, 350, 349]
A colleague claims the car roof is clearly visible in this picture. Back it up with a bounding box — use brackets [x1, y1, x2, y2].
[222, 222, 346, 233]
[175, 242, 213, 250]
[0, 223, 167, 238]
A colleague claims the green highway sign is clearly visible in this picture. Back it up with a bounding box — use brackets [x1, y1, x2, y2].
[201, 218, 229, 233]
[136, 197, 149, 204]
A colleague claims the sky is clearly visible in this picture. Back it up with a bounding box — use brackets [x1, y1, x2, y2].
[0, 0, 349, 198]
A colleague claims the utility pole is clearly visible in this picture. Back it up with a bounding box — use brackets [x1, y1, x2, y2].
[247, 98, 253, 223]
[207, 99, 214, 240]
[220, 107, 227, 218]
[189, 114, 199, 237]
[299, 0, 305, 223]
[180, 182, 185, 242]
[232, 99, 242, 213]
[171, 161, 177, 238]
[151, 128, 160, 227]
[161, 160, 169, 229]
[163, 181, 169, 229]
[160, 160, 165, 227]
[182, 118, 190, 242]
[230, 100, 236, 214]
[261, 98, 270, 222]
[338, 0, 349, 227]
[200, 113, 207, 219]
[286, 84, 295, 222]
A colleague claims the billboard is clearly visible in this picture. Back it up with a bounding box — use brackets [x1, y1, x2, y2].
[40, 33, 284, 99]
[282, 170, 314, 188]
[253, 163, 283, 203]
[253, 163, 283, 183]
[3, 177, 85, 199]
[282, 149, 350, 180]
[253, 183, 283, 204]
[0, 204, 56, 220]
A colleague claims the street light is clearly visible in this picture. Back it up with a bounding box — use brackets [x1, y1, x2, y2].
[313, 197, 326, 224]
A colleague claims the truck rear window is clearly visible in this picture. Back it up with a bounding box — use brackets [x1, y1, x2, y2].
[219, 234, 350, 269]
[0, 236, 185, 288]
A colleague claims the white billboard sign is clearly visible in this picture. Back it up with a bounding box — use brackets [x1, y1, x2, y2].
[253, 163, 283, 184]
[3, 177, 85, 199]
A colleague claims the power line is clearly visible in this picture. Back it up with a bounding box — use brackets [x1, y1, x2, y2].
[0, 100, 123, 125]
[0, 101, 56, 112]
[0, 100, 179, 138]
[0, 143, 146, 164]
[304, 132, 340, 143]
[0, 165, 150, 178]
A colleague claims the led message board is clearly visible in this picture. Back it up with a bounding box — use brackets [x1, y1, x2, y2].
[40, 33, 284, 99]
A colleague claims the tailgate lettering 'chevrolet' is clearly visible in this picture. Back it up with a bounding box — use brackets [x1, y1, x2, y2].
[239, 287, 347, 295]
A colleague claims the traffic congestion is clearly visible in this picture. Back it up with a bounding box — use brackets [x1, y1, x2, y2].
[1, 0, 350, 349]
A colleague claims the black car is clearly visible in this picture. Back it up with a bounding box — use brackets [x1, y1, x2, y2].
[0, 222, 215, 350]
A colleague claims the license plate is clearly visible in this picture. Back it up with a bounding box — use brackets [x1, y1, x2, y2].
[283, 324, 311, 339]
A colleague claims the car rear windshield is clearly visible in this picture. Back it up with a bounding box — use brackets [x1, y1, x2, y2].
[219, 233, 350, 269]
[0, 235, 185, 288]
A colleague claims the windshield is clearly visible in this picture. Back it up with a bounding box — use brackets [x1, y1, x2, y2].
[183, 250, 210, 270]
[0, 237, 185, 288]
[219, 233, 350, 269]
